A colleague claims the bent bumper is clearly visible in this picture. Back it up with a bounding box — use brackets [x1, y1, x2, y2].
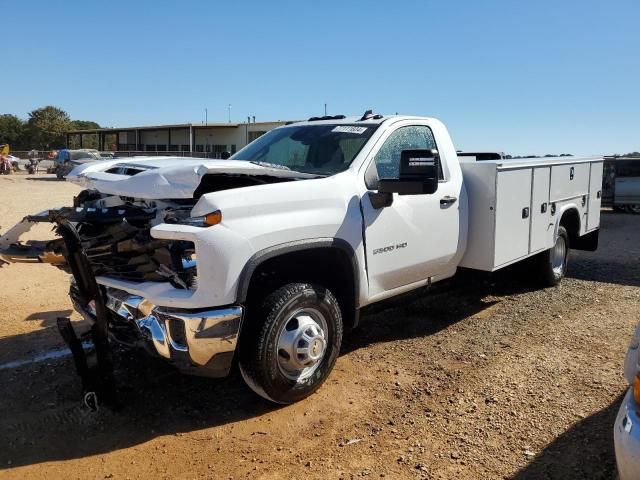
[76, 287, 243, 378]
[614, 389, 640, 480]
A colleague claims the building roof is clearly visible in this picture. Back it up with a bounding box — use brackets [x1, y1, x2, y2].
[67, 121, 290, 134]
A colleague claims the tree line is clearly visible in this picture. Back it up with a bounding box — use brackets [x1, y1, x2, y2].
[0, 106, 100, 151]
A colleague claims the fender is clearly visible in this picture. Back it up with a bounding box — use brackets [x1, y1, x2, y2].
[554, 203, 598, 251]
[236, 237, 361, 307]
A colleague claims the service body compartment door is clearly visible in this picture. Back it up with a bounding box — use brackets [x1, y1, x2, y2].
[587, 161, 603, 230]
[550, 163, 590, 201]
[530, 167, 552, 253]
[494, 169, 532, 267]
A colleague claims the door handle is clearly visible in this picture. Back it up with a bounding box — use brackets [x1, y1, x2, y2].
[440, 196, 457, 206]
[522, 207, 530, 219]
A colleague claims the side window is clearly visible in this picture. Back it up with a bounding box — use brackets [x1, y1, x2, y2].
[371, 125, 442, 182]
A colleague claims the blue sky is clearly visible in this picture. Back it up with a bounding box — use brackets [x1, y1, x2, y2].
[1, 0, 638, 155]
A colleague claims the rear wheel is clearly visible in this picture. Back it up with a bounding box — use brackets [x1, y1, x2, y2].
[239, 283, 343, 404]
[536, 225, 569, 286]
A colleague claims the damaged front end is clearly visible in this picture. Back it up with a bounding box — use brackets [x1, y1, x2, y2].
[0, 189, 242, 381]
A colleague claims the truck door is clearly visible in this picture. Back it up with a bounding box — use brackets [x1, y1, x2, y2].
[360, 124, 463, 298]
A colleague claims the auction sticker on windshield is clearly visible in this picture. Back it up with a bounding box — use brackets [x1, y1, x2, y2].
[332, 126, 368, 134]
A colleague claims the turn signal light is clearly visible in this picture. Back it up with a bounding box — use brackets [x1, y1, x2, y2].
[204, 210, 222, 226]
[634, 374, 640, 404]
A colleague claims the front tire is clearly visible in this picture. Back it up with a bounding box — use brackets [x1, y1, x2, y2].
[536, 225, 570, 286]
[239, 283, 343, 404]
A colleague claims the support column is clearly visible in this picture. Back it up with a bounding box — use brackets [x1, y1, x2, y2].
[189, 125, 193, 154]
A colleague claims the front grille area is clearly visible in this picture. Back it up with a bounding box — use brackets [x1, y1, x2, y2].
[70, 205, 197, 289]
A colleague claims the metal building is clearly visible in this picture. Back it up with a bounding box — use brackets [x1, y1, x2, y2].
[66, 120, 289, 158]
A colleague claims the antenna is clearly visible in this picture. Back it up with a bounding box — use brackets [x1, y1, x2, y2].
[359, 109, 374, 121]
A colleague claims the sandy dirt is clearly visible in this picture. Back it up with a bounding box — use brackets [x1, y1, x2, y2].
[0, 173, 638, 479]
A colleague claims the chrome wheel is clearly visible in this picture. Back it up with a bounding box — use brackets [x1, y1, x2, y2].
[551, 234, 567, 275]
[276, 308, 328, 381]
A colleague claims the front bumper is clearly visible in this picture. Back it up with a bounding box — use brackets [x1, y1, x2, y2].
[614, 389, 640, 480]
[74, 287, 243, 378]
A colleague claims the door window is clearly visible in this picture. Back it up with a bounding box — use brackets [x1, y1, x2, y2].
[369, 125, 442, 185]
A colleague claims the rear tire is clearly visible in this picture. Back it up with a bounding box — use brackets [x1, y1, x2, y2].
[536, 225, 569, 286]
[239, 283, 343, 404]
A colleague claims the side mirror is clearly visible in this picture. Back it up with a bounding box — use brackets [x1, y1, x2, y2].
[221, 151, 231, 160]
[378, 149, 440, 195]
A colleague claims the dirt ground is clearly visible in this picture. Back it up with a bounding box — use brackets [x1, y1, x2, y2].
[0, 173, 638, 480]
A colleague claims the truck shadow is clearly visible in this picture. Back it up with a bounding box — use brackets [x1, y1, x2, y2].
[0, 209, 633, 469]
[0, 278, 510, 470]
[0, 335, 277, 469]
[510, 393, 623, 480]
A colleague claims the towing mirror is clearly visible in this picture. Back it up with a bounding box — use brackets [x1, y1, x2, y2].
[378, 149, 440, 195]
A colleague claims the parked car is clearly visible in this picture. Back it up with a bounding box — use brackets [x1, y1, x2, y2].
[0, 112, 603, 405]
[614, 324, 640, 480]
[54, 149, 102, 179]
[603, 157, 640, 214]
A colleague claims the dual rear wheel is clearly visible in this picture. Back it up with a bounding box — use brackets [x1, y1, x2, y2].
[535, 225, 569, 286]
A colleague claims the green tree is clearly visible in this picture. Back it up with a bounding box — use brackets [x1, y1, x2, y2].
[27, 106, 71, 149]
[0, 114, 26, 149]
[69, 120, 100, 130]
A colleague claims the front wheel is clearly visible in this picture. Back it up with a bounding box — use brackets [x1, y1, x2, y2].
[239, 283, 343, 404]
[535, 225, 569, 286]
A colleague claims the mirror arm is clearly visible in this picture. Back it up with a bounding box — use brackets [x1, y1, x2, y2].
[369, 191, 393, 209]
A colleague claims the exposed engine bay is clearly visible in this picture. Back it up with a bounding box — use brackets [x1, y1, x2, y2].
[1, 189, 199, 289]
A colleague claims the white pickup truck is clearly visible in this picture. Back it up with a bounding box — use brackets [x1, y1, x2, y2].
[0, 112, 603, 404]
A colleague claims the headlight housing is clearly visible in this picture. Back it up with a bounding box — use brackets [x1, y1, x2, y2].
[166, 209, 222, 227]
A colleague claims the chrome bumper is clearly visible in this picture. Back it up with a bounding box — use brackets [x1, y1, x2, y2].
[614, 389, 640, 480]
[75, 287, 243, 378]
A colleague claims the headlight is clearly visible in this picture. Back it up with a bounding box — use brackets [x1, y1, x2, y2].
[167, 209, 222, 227]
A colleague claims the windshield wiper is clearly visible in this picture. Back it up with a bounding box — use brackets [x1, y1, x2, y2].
[249, 161, 291, 171]
[246, 160, 326, 178]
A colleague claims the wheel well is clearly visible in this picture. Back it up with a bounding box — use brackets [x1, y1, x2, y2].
[244, 247, 358, 330]
[559, 208, 580, 246]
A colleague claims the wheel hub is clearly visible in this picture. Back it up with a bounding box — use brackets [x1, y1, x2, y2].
[277, 310, 328, 381]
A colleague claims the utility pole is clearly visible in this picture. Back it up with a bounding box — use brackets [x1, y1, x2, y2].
[205, 108, 208, 126]
[228, 104, 232, 123]
[324, 103, 327, 116]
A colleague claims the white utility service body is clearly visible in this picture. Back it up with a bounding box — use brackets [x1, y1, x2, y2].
[0, 114, 603, 403]
[460, 157, 603, 271]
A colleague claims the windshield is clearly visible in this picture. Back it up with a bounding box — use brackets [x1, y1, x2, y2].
[231, 124, 376, 175]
